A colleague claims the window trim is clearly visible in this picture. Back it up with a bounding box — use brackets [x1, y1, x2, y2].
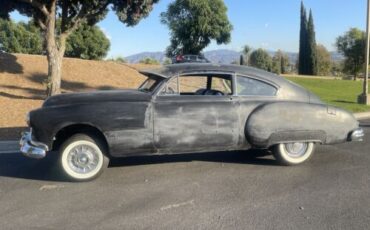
[235, 74, 279, 97]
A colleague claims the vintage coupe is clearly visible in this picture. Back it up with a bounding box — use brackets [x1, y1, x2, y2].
[20, 64, 364, 181]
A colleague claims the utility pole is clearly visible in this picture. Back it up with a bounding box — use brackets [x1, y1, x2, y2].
[359, 0, 370, 104]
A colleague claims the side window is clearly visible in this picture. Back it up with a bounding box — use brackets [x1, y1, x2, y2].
[179, 76, 207, 94]
[160, 74, 233, 96]
[160, 76, 179, 95]
[237, 76, 277, 96]
[212, 77, 232, 95]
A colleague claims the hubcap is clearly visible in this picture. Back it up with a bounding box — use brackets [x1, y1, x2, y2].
[284, 142, 308, 158]
[67, 144, 100, 174]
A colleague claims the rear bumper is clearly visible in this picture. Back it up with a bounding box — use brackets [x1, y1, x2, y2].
[348, 128, 365, 142]
[20, 130, 48, 159]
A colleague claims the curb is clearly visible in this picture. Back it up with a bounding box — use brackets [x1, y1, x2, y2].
[354, 112, 370, 120]
[0, 141, 18, 154]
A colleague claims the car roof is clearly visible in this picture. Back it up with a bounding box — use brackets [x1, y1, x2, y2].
[139, 63, 288, 86]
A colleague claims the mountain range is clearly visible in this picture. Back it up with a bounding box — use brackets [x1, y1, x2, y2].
[125, 49, 344, 65]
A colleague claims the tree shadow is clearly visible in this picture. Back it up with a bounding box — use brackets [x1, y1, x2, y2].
[0, 126, 27, 140]
[0, 53, 23, 74]
[0, 85, 46, 100]
[97, 86, 119, 91]
[0, 149, 278, 182]
[333, 100, 356, 104]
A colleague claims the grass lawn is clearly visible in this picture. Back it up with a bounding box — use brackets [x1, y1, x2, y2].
[286, 77, 370, 113]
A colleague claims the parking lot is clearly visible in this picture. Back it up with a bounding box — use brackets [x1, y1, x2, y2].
[0, 119, 369, 230]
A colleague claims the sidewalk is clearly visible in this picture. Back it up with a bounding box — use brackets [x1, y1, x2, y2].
[354, 112, 370, 120]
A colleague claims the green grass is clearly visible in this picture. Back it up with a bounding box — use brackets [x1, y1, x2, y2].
[286, 77, 370, 113]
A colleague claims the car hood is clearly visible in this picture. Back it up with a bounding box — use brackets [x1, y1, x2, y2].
[43, 90, 152, 107]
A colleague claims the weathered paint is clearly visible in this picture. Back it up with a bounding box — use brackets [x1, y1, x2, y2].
[26, 63, 362, 158]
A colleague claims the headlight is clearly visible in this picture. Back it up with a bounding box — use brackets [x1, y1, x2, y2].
[26, 112, 30, 126]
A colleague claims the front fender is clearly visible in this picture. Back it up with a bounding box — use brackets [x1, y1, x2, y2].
[245, 102, 359, 148]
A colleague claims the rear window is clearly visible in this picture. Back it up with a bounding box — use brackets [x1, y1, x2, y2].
[237, 76, 277, 96]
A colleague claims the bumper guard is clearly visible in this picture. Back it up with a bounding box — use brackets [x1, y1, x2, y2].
[20, 130, 49, 159]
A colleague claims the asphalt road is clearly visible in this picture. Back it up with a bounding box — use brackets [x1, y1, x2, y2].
[0, 120, 369, 230]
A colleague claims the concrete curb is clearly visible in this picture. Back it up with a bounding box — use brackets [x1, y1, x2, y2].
[0, 141, 18, 154]
[354, 112, 370, 120]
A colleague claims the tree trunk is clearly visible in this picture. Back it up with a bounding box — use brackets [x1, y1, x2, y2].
[45, 0, 66, 97]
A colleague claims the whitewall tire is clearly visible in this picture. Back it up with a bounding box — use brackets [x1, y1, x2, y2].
[273, 142, 315, 166]
[59, 134, 109, 181]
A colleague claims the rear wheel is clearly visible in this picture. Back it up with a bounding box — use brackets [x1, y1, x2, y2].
[58, 134, 109, 182]
[273, 142, 315, 166]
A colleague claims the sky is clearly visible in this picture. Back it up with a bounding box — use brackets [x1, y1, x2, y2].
[11, 0, 367, 57]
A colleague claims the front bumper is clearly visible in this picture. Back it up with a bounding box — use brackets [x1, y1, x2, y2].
[348, 128, 365, 142]
[20, 130, 49, 159]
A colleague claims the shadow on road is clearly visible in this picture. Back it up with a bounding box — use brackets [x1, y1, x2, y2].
[0, 149, 277, 182]
[110, 149, 278, 168]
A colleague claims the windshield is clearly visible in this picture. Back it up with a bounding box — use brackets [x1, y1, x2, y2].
[138, 76, 163, 93]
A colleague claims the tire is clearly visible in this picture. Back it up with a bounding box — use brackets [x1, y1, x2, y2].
[273, 142, 315, 166]
[58, 134, 109, 182]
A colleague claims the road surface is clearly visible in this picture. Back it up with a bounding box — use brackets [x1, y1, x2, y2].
[0, 120, 369, 229]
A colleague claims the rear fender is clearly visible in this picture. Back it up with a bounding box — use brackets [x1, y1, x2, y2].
[245, 102, 359, 148]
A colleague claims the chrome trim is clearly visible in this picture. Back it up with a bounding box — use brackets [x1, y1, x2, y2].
[349, 128, 364, 142]
[20, 130, 49, 159]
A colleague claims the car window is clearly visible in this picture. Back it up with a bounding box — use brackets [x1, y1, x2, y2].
[237, 76, 277, 96]
[160, 75, 232, 96]
[180, 76, 207, 93]
[160, 76, 179, 95]
[212, 77, 232, 95]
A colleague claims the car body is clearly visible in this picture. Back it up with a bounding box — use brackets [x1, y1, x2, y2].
[172, 54, 210, 64]
[20, 63, 364, 181]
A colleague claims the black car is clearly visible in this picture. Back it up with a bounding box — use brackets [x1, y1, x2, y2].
[20, 63, 364, 181]
[172, 54, 210, 64]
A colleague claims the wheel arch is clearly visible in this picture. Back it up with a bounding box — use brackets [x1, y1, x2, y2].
[51, 123, 110, 156]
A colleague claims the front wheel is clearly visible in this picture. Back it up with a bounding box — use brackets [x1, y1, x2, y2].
[273, 142, 315, 166]
[58, 134, 109, 182]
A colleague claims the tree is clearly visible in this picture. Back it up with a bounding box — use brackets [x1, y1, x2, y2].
[163, 58, 172, 65]
[336, 28, 366, 80]
[239, 55, 245, 65]
[298, 2, 317, 75]
[316, 44, 332, 76]
[272, 50, 290, 75]
[306, 10, 317, 75]
[1, 0, 159, 96]
[0, 18, 43, 54]
[298, 1, 308, 75]
[161, 0, 232, 57]
[139, 57, 160, 65]
[242, 45, 252, 65]
[249, 48, 272, 72]
[65, 23, 110, 60]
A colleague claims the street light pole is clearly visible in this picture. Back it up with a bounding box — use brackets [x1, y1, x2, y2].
[360, 0, 370, 104]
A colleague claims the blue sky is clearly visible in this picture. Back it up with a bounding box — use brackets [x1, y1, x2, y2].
[11, 0, 367, 57]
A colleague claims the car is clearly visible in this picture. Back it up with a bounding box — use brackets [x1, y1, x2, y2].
[20, 63, 364, 181]
[172, 54, 210, 64]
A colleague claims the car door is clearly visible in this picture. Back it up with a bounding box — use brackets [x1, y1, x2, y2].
[152, 73, 240, 153]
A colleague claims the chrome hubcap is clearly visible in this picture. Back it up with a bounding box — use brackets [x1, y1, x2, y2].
[67, 144, 100, 174]
[284, 142, 308, 158]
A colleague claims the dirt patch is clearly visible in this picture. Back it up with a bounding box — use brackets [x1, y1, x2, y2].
[0, 53, 158, 140]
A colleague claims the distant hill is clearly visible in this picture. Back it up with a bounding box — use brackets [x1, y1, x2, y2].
[125, 49, 344, 65]
[125, 52, 167, 64]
